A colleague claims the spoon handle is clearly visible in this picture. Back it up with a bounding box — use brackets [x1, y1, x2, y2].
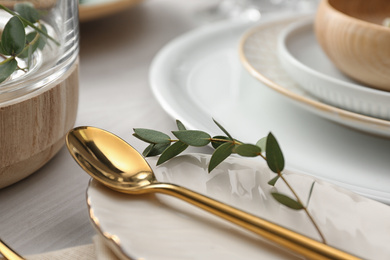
[0, 239, 25, 260]
[151, 183, 360, 260]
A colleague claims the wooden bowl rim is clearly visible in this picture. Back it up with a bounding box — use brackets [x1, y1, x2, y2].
[322, 0, 390, 33]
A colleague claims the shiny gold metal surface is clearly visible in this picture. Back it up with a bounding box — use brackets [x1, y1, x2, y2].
[0, 239, 24, 260]
[66, 126, 361, 260]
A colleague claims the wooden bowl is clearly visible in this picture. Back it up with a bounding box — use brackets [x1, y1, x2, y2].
[0, 62, 79, 189]
[315, 0, 390, 91]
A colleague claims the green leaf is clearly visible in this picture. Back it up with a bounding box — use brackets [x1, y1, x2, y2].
[18, 32, 39, 59]
[2, 16, 26, 56]
[266, 132, 284, 173]
[142, 143, 154, 157]
[267, 175, 279, 186]
[208, 142, 234, 172]
[306, 181, 316, 208]
[37, 24, 47, 50]
[172, 130, 211, 147]
[235, 143, 261, 157]
[213, 119, 233, 140]
[15, 2, 40, 23]
[157, 141, 188, 165]
[256, 136, 267, 152]
[143, 143, 170, 157]
[176, 120, 186, 130]
[0, 58, 17, 83]
[133, 128, 171, 144]
[0, 43, 7, 55]
[211, 135, 230, 149]
[271, 192, 303, 210]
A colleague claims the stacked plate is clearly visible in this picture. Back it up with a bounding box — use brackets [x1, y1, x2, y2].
[277, 17, 390, 120]
[239, 15, 390, 137]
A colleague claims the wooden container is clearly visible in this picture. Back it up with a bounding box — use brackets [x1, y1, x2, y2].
[315, 0, 390, 91]
[0, 62, 79, 189]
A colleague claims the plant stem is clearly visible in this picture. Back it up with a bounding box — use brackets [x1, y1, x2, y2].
[209, 137, 326, 243]
[0, 5, 60, 46]
[146, 128, 326, 244]
[279, 174, 326, 244]
[0, 56, 14, 65]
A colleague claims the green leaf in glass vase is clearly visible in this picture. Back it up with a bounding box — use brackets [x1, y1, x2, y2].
[37, 24, 48, 50]
[157, 141, 188, 165]
[271, 192, 304, 210]
[133, 128, 171, 144]
[0, 42, 7, 55]
[265, 132, 284, 173]
[2, 16, 26, 56]
[14, 2, 40, 24]
[172, 130, 211, 147]
[0, 59, 17, 82]
[209, 142, 234, 172]
[18, 32, 40, 59]
[235, 143, 261, 157]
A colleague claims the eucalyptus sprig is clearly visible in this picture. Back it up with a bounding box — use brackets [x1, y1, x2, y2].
[133, 119, 326, 244]
[0, 3, 59, 83]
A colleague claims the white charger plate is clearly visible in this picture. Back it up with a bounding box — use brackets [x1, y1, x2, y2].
[277, 17, 390, 120]
[149, 14, 390, 204]
[87, 154, 390, 260]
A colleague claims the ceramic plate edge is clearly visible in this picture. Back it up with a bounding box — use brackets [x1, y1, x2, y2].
[277, 17, 390, 120]
[86, 178, 135, 260]
[238, 15, 390, 131]
[148, 14, 390, 203]
[85, 153, 390, 259]
[149, 17, 255, 132]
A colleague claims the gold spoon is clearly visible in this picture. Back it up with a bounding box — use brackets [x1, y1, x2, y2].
[0, 239, 24, 260]
[66, 126, 360, 260]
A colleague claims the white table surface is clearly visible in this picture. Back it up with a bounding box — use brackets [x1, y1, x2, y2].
[0, 0, 216, 255]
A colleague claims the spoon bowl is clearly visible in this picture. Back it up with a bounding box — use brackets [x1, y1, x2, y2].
[66, 126, 156, 193]
[66, 126, 359, 260]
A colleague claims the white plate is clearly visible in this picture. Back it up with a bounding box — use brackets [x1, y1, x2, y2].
[149, 14, 390, 204]
[79, 0, 143, 22]
[277, 17, 390, 120]
[239, 15, 390, 138]
[87, 154, 390, 260]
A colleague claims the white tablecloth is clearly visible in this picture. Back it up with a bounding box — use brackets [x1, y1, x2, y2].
[0, 0, 215, 256]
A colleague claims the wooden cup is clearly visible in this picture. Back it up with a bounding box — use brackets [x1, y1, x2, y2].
[0, 62, 79, 189]
[315, 0, 390, 91]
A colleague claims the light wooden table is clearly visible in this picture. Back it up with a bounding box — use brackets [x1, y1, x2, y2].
[0, 0, 214, 255]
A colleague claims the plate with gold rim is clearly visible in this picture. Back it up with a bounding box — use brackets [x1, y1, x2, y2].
[239, 15, 390, 137]
[86, 153, 390, 260]
[79, 0, 143, 22]
[277, 17, 390, 121]
[149, 13, 390, 204]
